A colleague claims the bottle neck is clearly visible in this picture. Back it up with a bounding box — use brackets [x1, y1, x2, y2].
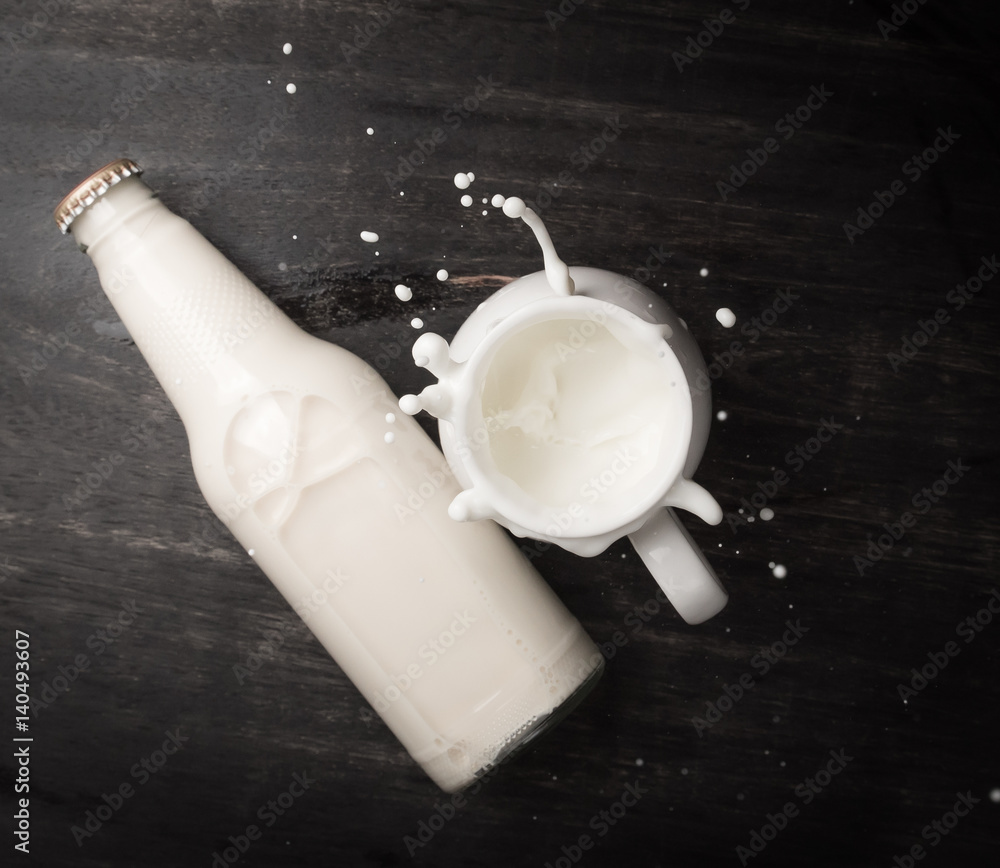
[70, 176, 301, 426]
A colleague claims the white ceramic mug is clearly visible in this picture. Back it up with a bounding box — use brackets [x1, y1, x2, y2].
[401, 267, 728, 624]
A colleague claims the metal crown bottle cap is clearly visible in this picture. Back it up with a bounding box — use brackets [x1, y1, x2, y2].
[53, 158, 143, 234]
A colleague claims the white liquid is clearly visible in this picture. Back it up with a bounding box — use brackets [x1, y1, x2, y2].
[394, 284, 412, 302]
[68, 174, 601, 793]
[460, 195, 473, 207]
[286, 83, 296, 94]
[481, 318, 676, 512]
[716, 410, 728, 421]
[360, 231, 379, 243]
[436, 269, 448, 281]
[411, 317, 424, 329]
[699, 268, 709, 277]
[454, 173, 471, 190]
[772, 563, 787, 578]
[282, 42, 292, 55]
[501, 197, 574, 296]
[716, 308, 736, 328]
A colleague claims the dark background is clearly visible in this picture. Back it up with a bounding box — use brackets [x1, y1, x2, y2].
[1, 1, 998, 865]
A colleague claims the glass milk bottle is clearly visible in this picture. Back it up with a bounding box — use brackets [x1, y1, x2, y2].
[54, 159, 603, 792]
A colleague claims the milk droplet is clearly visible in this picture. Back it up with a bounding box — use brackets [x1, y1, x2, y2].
[502, 197, 526, 219]
[716, 308, 736, 328]
[699, 267, 709, 277]
[482, 210, 488, 216]
[760, 507, 774, 521]
[278, 262, 287, 272]
[768, 561, 775, 569]
[385, 412, 395, 423]
[482, 198, 488, 204]
[360, 231, 379, 243]
[461, 194, 473, 207]
[436, 269, 448, 281]
[411, 317, 424, 329]
[384, 432, 395, 444]
[635, 758, 644, 767]
[454, 173, 471, 189]
[282, 42, 292, 55]
[286, 83, 296, 94]
[399, 394, 421, 414]
[716, 410, 728, 421]
[366, 127, 374, 135]
[467, 172, 475, 182]
[772, 564, 787, 579]
[248, 549, 255, 556]
[990, 788, 1000, 803]
[492, 194, 506, 207]
[394, 284, 412, 301]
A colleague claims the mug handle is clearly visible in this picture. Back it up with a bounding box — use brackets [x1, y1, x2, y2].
[627, 507, 728, 625]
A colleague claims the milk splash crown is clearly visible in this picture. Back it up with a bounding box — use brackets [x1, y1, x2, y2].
[400, 188, 728, 624]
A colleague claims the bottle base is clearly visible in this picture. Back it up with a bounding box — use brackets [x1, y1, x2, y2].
[482, 654, 605, 775]
[416, 627, 605, 793]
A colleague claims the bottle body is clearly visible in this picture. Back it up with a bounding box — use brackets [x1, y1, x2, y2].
[68, 174, 602, 791]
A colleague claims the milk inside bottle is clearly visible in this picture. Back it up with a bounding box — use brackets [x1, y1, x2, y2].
[54, 159, 603, 792]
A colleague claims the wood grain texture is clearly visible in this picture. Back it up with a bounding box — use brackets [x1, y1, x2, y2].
[1, 1, 998, 866]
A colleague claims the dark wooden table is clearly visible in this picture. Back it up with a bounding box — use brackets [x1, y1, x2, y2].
[2, 1, 998, 865]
